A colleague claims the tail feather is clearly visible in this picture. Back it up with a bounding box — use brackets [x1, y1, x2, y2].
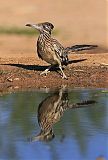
[69, 100, 96, 109]
[65, 44, 98, 53]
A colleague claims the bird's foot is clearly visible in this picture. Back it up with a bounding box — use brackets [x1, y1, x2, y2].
[40, 70, 50, 76]
[62, 74, 68, 80]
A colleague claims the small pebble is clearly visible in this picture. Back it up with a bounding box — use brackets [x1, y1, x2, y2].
[7, 78, 13, 82]
[14, 78, 20, 81]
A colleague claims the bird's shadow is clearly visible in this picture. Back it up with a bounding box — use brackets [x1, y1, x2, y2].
[1, 59, 87, 71]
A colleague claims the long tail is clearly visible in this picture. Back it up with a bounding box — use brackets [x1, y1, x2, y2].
[65, 44, 98, 53]
[68, 100, 96, 109]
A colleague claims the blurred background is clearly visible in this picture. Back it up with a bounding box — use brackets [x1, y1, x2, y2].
[0, 0, 107, 55]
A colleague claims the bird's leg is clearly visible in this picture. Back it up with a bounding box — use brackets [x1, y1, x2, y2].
[40, 65, 52, 76]
[59, 65, 68, 79]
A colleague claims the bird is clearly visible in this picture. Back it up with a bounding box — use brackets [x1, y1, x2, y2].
[30, 87, 96, 142]
[26, 22, 97, 79]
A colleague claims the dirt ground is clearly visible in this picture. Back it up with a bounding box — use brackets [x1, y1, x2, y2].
[0, 35, 108, 94]
[0, 0, 108, 93]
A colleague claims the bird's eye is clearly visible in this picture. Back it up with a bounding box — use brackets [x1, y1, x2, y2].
[44, 25, 49, 30]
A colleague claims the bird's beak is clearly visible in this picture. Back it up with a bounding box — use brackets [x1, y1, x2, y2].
[25, 23, 32, 27]
[30, 134, 44, 142]
[25, 23, 40, 30]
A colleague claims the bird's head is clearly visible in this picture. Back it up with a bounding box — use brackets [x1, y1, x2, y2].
[30, 129, 55, 142]
[25, 22, 54, 34]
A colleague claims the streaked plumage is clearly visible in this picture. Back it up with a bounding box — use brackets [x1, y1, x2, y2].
[30, 87, 96, 142]
[26, 22, 97, 79]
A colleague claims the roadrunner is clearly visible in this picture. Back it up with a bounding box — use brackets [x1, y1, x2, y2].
[26, 22, 97, 79]
[30, 87, 96, 141]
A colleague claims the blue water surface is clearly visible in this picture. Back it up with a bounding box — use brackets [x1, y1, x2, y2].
[0, 88, 108, 160]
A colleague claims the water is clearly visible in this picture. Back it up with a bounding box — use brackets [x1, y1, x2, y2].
[0, 88, 108, 160]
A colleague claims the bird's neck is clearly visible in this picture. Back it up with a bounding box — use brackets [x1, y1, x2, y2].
[38, 32, 51, 41]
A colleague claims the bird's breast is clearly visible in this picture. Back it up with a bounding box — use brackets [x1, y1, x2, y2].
[37, 39, 59, 65]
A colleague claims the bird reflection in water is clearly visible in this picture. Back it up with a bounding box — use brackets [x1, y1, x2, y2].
[30, 86, 95, 142]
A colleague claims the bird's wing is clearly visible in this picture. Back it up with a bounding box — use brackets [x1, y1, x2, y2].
[51, 38, 64, 58]
[51, 39, 69, 65]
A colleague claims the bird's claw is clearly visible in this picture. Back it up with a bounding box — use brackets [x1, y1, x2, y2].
[40, 70, 50, 76]
[62, 75, 68, 80]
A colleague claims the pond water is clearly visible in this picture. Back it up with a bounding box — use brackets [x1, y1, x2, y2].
[0, 88, 108, 160]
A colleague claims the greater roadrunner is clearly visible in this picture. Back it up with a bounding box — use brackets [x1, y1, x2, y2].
[26, 22, 97, 79]
[30, 87, 95, 141]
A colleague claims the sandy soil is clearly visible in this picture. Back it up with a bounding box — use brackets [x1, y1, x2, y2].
[0, 0, 108, 93]
[0, 0, 107, 48]
[0, 35, 108, 94]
